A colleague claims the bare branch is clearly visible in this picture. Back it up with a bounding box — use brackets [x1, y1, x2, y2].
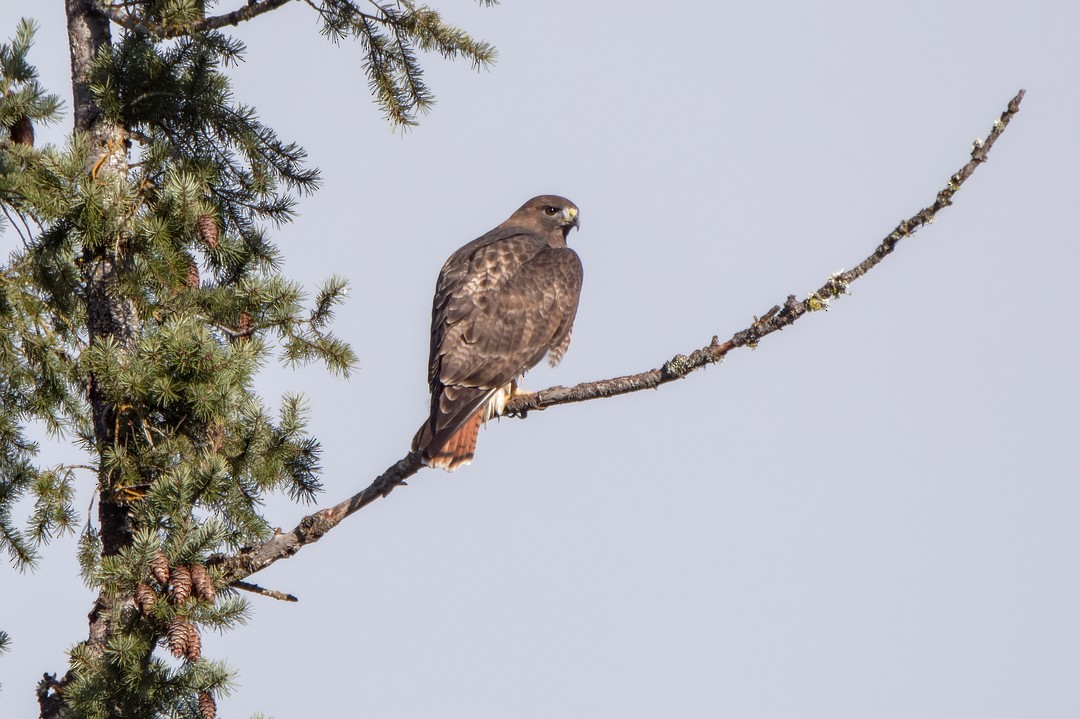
[505, 89, 1027, 415]
[215, 453, 424, 581]
[230, 579, 299, 602]
[96, 4, 155, 35]
[214, 90, 1025, 585]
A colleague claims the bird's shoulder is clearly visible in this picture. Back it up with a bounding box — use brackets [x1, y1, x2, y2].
[447, 227, 546, 269]
[436, 227, 547, 295]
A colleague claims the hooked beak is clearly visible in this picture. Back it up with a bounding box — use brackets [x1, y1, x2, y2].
[562, 206, 580, 231]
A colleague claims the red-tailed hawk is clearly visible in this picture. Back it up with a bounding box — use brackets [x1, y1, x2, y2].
[412, 195, 584, 471]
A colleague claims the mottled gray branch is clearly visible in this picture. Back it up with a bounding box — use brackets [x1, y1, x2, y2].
[505, 89, 1026, 415]
[215, 453, 424, 582]
[217, 89, 1026, 587]
[230, 579, 299, 602]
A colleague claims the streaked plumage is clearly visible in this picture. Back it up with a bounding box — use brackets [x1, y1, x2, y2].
[412, 195, 584, 470]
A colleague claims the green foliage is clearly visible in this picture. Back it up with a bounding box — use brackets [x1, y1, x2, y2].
[1, 15, 345, 716]
[0, 20, 76, 569]
[89, 30, 319, 278]
[144, 0, 208, 28]
[310, 0, 497, 126]
[0, 628, 9, 693]
[0, 18, 63, 137]
[66, 640, 233, 719]
[4, 2, 498, 716]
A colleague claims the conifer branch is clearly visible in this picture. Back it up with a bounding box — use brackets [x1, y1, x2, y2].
[216, 90, 1025, 585]
[175, 0, 297, 37]
[301, 0, 379, 26]
[0, 205, 32, 248]
[99, 1, 296, 38]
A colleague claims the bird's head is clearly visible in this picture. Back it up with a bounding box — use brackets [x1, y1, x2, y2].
[513, 195, 580, 244]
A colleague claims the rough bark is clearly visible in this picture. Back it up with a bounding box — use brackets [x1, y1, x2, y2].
[39, 4, 139, 718]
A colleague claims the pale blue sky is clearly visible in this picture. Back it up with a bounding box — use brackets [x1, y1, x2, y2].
[2, 1, 1078, 717]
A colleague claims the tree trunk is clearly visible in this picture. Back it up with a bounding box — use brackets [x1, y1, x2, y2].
[38, 4, 139, 718]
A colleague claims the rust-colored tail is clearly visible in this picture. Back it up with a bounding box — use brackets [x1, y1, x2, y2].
[416, 410, 483, 472]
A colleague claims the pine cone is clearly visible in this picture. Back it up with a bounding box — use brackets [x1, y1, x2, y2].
[184, 622, 202, 662]
[169, 565, 193, 605]
[196, 214, 219, 249]
[190, 564, 215, 602]
[150, 551, 171, 586]
[236, 312, 253, 340]
[198, 691, 216, 719]
[134, 583, 157, 615]
[185, 260, 200, 289]
[9, 115, 33, 146]
[167, 618, 191, 658]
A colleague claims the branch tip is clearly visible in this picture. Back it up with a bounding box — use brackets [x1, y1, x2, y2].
[231, 580, 299, 602]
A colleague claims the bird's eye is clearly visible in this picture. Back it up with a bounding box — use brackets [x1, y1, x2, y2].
[544, 206, 559, 216]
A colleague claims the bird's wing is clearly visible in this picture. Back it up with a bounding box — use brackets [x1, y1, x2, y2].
[424, 235, 581, 449]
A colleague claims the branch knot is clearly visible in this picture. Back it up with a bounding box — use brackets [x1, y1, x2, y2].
[661, 354, 692, 379]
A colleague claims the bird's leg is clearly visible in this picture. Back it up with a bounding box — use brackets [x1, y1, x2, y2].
[488, 379, 523, 421]
[499, 378, 539, 419]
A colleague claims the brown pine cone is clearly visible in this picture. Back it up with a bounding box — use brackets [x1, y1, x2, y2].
[190, 564, 215, 603]
[169, 565, 192, 605]
[134, 583, 157, 615]
[197, 691, 216, 719]
[9, 116, 33, 146]
[166, 618, 191, 658]
[185, 260, 200, 289]
[236, 311, 253, 340]
[150, 551, 171, 586]
[196, 214, 219, 249]
[184, 622, 202, 662]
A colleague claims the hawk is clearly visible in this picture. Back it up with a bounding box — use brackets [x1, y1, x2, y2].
[412, 195, 584, 471]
